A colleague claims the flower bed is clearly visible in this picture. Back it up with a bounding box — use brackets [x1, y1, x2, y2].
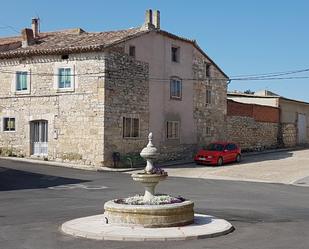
[115, 195, 186, 205]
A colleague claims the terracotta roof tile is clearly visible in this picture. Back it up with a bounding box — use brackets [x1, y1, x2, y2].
[0, 27, 147, 58]
[0, 26, 228, 78]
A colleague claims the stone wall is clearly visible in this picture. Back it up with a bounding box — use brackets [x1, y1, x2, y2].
[0, 53, 106, 168]
[227, 116, 279, 151]
[192, 49, 227, 149]
[281, 123, 297, 147]
[227, 100, 280, 151]
[103, 52, 149, 167]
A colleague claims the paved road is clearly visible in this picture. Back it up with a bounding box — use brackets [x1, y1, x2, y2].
[0, 159, 309, 249]
[157, 149, 309, 185]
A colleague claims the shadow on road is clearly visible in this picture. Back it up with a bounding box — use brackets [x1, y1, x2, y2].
[0, 166, 89, 191]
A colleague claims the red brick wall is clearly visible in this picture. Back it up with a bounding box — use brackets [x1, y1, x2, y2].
[227, 100, 279, 123]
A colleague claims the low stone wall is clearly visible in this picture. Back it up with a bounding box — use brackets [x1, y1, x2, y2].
[158, 143, 196, 162]
[227, 116, 279, 151]
[281, 123, 297, 147]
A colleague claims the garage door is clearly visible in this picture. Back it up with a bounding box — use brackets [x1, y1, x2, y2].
[297, 113, 307, 144]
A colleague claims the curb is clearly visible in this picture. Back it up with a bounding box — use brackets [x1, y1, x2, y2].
[0, 156, 98, 171]
[61, 213, 234, 241]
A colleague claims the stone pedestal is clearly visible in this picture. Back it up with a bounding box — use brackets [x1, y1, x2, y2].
[131, 173, 167, 202]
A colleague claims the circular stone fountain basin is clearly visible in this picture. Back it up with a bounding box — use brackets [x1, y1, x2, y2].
[104, 199, 194, 228]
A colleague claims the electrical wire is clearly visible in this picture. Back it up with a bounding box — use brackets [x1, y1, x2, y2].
[0, 67, 309, 82]
[0, 25, 19, 34]
[230, 68, 309, 78]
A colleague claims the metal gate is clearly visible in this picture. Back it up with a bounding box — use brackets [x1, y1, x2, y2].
[297, 113, 307, 144]
[30, 120, 48, 156]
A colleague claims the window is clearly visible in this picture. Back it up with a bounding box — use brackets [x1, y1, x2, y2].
[16, 71, 28, 91]
[171, 46, 180, 62]
[205, 63, 211, 78]
[3, 117, 15, 132]
[227, 143, 237, 151]
[58, 68, 72, 89]
[123, 117, 139, 138]
[206, 126, 211, 136]
[61, 54, 69, 60]
[206, 89, 212, 105]
[129, 46, 136, 58]
[166, 121, 179, 139]
[170, 78, 182, 99]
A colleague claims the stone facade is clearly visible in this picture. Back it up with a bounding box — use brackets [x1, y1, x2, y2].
[227, 116, 279, 151]
[0, 51, 149, 168]
[103, 52, 149, 166]
[281, 123, 297, 147]
[193, 50, 227, 148]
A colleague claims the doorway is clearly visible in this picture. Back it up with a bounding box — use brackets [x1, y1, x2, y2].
[297, 113, 307, 144]
[30, 120, 48, 156]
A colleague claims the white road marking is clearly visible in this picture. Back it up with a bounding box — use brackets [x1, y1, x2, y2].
[48, 184, 108, 190]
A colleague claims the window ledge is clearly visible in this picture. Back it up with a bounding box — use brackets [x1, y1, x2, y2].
[14, 91, 30, 95]
[123, 137, 141, 140]
[56, 88, 75, 93]
[170, 97, 182, 101]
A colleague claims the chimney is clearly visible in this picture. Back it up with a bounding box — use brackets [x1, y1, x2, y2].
[146, 9, 153, 25]
[153, 10, 160, 29]
[141, 9, 155, 30]
[21, 28, 35, 48]
[32, 18, 39, 38]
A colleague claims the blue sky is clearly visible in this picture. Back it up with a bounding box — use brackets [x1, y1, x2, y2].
[1, 0, 309, 101]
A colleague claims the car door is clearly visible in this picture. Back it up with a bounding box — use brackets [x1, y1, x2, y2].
[227, 143, 237, 162]
[222, 144, 230, 162]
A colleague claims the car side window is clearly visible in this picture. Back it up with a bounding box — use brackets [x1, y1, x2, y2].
[227, 144, 236, 151]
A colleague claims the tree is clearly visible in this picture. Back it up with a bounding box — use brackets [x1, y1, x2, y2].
[244, 89, 255, 94]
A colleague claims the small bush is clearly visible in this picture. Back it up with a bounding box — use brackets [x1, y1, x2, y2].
[61, 153, 82, 161]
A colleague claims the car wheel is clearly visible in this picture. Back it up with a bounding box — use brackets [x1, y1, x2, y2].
[236, 154, 241, 163]
[217, 157, 223, 166]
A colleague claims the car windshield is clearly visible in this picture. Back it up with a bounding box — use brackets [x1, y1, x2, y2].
[206, 143, 224, 151]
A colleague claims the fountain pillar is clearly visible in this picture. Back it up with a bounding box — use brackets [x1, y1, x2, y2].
[132, 132, 167, 202]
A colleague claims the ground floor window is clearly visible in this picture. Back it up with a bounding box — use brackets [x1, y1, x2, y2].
[123, 117, 139, 138]
[3, 117, 15, 132]
[166, 121, 179, 139]
[206, 126, 211, 136]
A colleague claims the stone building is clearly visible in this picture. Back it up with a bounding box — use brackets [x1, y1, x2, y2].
[0, 10, 228, 168]
[228, 91, 309, 147]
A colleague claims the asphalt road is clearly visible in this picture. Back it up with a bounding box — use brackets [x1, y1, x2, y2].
[0, 158, 309, 249]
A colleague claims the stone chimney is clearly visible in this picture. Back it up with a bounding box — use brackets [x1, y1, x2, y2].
[141, 9, 156, 30]
[153, 10, 160, 29]
[21, 28, 35, 48]
[32, 18, 40, 38]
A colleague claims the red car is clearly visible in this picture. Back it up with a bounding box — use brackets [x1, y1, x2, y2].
[194, 142, 241, 166]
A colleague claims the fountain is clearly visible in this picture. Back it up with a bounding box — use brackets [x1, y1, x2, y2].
[104, 132, 194, 227]
[61, 132, 234, 240]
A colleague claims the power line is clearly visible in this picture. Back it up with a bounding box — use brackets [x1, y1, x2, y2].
[232, 76, 309, 81]
[230, 68, 309, 78]
[0, 68, 309, 82]
[0, 25, 19, 34]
